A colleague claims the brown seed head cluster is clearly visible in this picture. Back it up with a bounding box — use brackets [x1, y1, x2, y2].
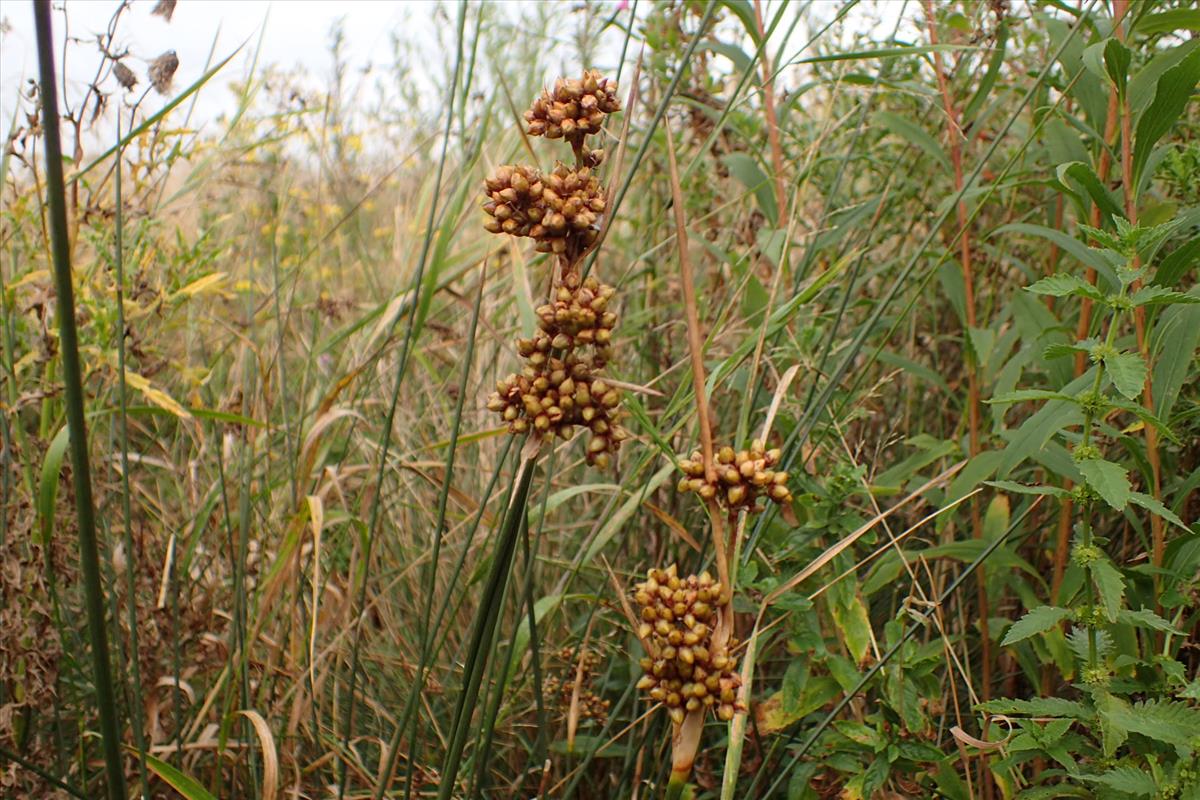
[525, 69, 621, 143]
[482, 163, 606, 256]
[676, 439, 793, 511]
[523, 272, 617, 360]
[542, 646, 611, 725]
[482, 71, 625, 466]
[633, 565, 744, 724]
[486, 353, 626, 467]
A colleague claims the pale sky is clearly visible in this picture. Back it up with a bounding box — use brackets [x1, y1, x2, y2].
[1, 0, 486, 137]
[1, 1, 914, 150]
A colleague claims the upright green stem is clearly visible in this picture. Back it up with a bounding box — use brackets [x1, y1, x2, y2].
[1076, 278, 1129, 670]
[33, 2, 126, 798]
[112, 114, 150, 797]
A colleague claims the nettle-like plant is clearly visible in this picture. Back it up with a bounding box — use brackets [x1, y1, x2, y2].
[987, 216, 1200, 798]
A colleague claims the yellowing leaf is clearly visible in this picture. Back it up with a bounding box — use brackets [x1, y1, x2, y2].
[171, 272, 228, 301]
[9, 269, 50, 291]
[124, 372, 194, 420]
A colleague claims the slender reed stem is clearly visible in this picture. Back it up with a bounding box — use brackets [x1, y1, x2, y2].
[32, 3, 126, 797]
[112, 114, 150, 798]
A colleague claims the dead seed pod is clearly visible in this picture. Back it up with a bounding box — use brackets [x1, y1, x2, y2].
[676, 439, 793, 512]
[522, 271, 618, 358]
[482, 164, 547, 238]
[532, 163, 606, 255]
[543, 647, 611, 726]
[481, 163, 605, 257]
[486, 356, 627, 467]
[525, 69, 621, 143]
[632, 564, 745, 724]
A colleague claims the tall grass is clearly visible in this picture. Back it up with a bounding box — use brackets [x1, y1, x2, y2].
[2, 1, 1198, 798]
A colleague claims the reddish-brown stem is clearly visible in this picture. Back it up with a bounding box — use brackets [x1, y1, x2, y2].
[924, 0, 989, 706]
[664, 119, 716, 484]
[1050, 10, 1124, 604]
[753, 0, 788, 224]
[1114, 10, 1165, 574]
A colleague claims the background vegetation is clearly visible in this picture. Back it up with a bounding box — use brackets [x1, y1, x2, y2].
[2, 0, 1198, 798]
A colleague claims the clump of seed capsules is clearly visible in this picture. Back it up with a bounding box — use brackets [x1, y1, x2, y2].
[525, 69, 621, 144]
[542, 646, 611, 726]
[486, 355, 626, 467]
[482, 163, 606, 257]
[522, 271, 618, 363]
[633, 565, 744, 724]
[677, 439, 793, 511]
[481, 71, 625, 467]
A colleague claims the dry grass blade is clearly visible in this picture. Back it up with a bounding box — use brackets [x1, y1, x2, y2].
[237, 709, 280, 800]
[765, 460, 966, 608]
[663, 117, 715, 481]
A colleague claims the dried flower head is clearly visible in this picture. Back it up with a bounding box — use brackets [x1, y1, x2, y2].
[486, 355, 626, 467]
[481, 163, 605, 258]
[523, 272, 617, 361]
[633, 565, 744, 724]
[542, 647, 611, 725]
[148, 50, 179, 95]
[151, 0, 177, 22]
[525, 70, 621, 143]
[481, 164, 544, 238]
[112, 61, 138, 91]
[676, 439, 792, 511]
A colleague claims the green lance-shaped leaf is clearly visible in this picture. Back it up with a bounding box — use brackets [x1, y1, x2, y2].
[1026, 273, 1106, 300]
[1133, 46, 1200, 186]
[1104, 351, 1148, 400]
[1076, 458, 1131, 510]
[1001, 606, 1072, 646]
[1129, 491, 1192, 534]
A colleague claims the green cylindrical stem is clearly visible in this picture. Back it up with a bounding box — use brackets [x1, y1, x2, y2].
[32, 2, 127, 798]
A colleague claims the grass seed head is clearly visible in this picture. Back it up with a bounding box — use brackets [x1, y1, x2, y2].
[676, 440, 793, 512]
[631, 566, 745, 722]
[525, 69, 620, 143]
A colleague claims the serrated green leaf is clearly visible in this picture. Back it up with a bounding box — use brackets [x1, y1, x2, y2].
[1104, 699, 1200, 748]
[1077, 458, 1131, 510]
[1128, 491, 1192, 533]
[976, 696, 1091, 718]
[1080, 766, 1157, 796]
[1094, 691, 1130, 757]
[1001, 606, 1071, 646]
[1068, 626, 1113, 663]
[1092, 556, 1125, 623]
[1026, 273, 1106, 300]
[1044, 342, 1089, 360]
[1116, 608, 1181, 634]
[1105, 351, 1148, 400]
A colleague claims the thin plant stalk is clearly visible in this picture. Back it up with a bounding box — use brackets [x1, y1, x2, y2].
[1051, 1, 1127, 606]
[111, 114, 150, 798]
[373, 258, 487, 799]
[32, 2, 126, 798]
[336, 5, 468, 795]
[922, 0, 990, 710]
